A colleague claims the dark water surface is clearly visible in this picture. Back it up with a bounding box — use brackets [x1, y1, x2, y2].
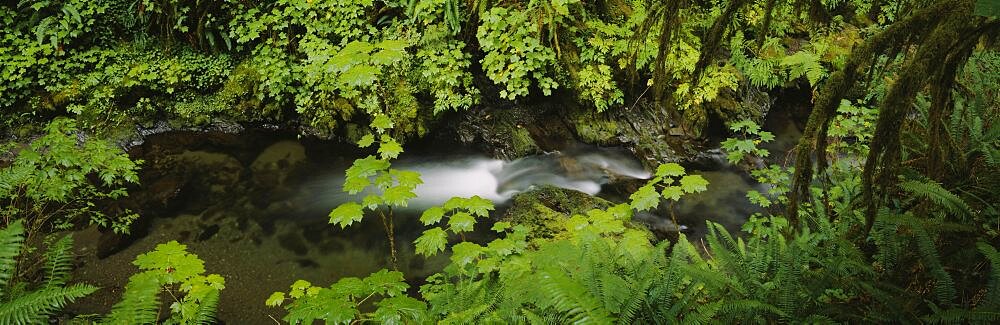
[66, 119, 799, 323]
[68, 131, 457, 324]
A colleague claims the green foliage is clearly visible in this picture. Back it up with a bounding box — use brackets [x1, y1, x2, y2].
[139, 0, 236, 51]
[572, 12, 648, 112]
[295, 38, 411, 132]
[730, 34, 786, 89]
[420, 199, 719, 323]
[0, 0, 884, 135]
[0, 118, 141, 239]
[329, 117, 423, 229]
[267, 270, 428, 324]
[699, 220, 890, 322]
[0, 221, 98, 324]
[745, 165, 793, 210]
[781, 50, 827, 87]
[477, 7, 559, 100]
[415, 25, 479, 114]
[4, 2, 1000, 324]
[0, 0, 108, 107]
[721, 119, 775, 165]
[105, 241, 225, 325]
[328, 114, 423, 271]
[899, 179, 973, 218]
[415, 196, 495, 256]
[629, 163, 709, 212]
[28, 0, 108, 48]
[975, 0, 1000, 17]
[576, 64, 624, 112]
[828, 99, 878, 156]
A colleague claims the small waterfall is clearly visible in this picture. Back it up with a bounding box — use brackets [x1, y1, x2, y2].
[318, 147, 651, 211]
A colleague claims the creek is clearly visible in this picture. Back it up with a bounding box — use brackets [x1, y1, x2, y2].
[65, 112, 799, 323]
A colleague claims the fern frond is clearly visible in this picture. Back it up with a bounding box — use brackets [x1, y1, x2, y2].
[716, 299, 785, 321]
[977, 242, 1000, 308]
[44, 235, 74, 288]
[899, 180, 972, 218]
[189, 290, 221, 325]
[0, 220, 25, 292]
[104, 272, 161, 325]
[984, 146, 1000, 167]
[911, 222, 957, 306]
[0, 283, 97, 324]
[781, 51, 826, 86]
[521, 308, 546, 325]
[923, 308, 1000, 324]
[537, 269, 613, 324]
[872, 209, 904, 269]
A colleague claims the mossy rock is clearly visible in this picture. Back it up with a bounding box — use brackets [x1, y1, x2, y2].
[500, 185, 614, 240]
[510, 127, 540, 156]
[574, 116, 620, 145]
[455, 107, 542, 159]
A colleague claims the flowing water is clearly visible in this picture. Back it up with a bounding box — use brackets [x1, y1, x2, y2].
[66, 122, 793, 323]
[316, 146, 652, 212]
[66, 133, 661, 323]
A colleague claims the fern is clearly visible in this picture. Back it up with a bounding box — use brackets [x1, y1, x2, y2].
[745, 59, 782, 88]
[104, 272, 161, 325]
[910, 218, 958, 306]
[0, 283, 97, 324]
[716, 299, 786, 320]
[900, 180, 973, 218]
[537, 269, 614, 324]
[977, 242, 1000, 308]
[0, 221, 25, 292]
[44, 235, 74, 288]
[189, 290, 221, 325]
[0, 221, 99, 324]
[924, 309, 1000, 324]
[781, 50, 827, 87]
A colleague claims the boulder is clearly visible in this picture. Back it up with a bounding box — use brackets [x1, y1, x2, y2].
[249, 140, 307, 189]
[499, 186, 614, 240]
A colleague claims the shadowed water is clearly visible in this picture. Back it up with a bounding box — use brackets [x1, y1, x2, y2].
[67, 130, 784, 324]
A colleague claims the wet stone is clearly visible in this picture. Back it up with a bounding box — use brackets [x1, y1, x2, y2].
[197, 224, 221, 241]
[278, 232, 309, 256]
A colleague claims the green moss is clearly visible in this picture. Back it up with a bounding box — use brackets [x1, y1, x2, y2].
[510, 128, 540, 156]
[574, 117, 620, 145]
[500, 185, 613, 241]
[501, 185, 656, 243]
[566, 104, 620, 145]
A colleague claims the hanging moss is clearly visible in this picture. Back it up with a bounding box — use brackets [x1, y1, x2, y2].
[757, 0, 779, 47]
[691, 0, 749, 89]
[785, 0, 965, 228]
[632, 0, 685, 109]
[861, 2, 981, 234]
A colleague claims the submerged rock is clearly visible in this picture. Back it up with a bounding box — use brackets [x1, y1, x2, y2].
[170, 150, 245, 196]
[250, 140, 307, 189]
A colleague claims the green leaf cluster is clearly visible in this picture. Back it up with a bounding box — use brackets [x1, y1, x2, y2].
[267, 269, 429, 324]
[477, 7, 559, 100]
[414, 196, 495, 256]
[105, 241, 225, 325]
[629, 163, 709, 212]
[0, 118, 142, 237]
[330, 117, 424, 228]
[720, 119, 775, 165]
